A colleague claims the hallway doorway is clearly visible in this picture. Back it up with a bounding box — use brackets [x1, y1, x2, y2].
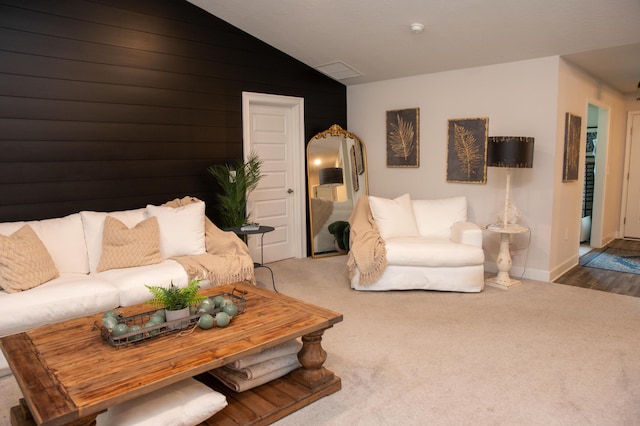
[581, 101, 610, 249]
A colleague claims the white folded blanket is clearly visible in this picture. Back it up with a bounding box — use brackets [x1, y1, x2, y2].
[211, 354, 301, 392]
[226, 339, 301, 369]
[224, 353, 300, 380]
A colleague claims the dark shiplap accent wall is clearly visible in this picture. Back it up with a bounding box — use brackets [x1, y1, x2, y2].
[0, 0, 346, 222]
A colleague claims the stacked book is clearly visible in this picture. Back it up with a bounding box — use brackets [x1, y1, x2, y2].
[240, 223, 260, 231]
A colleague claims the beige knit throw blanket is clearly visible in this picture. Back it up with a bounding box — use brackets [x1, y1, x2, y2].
[347, 196, 387, 285]
[163, 197, 255, 285]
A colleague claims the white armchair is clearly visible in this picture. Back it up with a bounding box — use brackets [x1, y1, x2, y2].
[348, 194, 484, 292]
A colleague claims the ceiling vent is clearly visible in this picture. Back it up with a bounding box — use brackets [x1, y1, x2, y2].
[314, 61, 363, 80]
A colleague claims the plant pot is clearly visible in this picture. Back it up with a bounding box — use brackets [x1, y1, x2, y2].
[165, 307, 190, 330]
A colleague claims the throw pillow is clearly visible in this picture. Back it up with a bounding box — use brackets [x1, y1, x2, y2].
[96, 216, 163, 272]
[412, 196, 468, 238]
[0, 225, 60, 293]
[145, 201, 206, 258]
[80, 209, 148, 273]
[368, 193, 419, 239]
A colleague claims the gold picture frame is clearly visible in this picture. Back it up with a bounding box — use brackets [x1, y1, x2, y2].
[386, 108, 419, 167]
[446, 117, 488, 184]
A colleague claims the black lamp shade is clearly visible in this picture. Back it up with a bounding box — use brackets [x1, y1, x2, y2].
[487, 136, 534, 168]
[319, 167, 344, 186]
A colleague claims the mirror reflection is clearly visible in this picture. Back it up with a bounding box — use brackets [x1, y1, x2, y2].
[307, 124, 368, 258]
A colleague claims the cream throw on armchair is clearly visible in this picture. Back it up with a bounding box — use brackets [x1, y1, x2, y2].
[347, 196, 387, 286]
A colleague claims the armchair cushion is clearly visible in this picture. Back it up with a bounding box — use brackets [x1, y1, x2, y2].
[412, 196, 467, 238]
[385, 237, 484, 267]
[368, 193, 419, 239]
[451, 221, 483, 247]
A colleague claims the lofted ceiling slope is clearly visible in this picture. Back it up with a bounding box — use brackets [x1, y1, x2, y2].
[187, 0, 640, 97]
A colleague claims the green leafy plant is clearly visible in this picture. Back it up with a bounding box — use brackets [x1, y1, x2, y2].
[207, 152, 262, 228]
[145, 278, 206, 311]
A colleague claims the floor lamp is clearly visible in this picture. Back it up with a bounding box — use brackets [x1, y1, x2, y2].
[487, 136, 535, 227]
[486, 136, 534, 289]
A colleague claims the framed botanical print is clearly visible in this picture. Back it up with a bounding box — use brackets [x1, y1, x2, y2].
[563, 113, 582, 182]
[446, 117, 488, 184]
[386, 108, 419, 167]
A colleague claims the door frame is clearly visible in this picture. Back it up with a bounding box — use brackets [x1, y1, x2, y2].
[584, 99, 611, 248]
[241, 91, 306, 258]
[620, 110, 640, 238]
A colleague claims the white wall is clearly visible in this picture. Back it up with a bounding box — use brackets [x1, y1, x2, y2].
[347, 55, 630, 282]
[348, 57, 560, 281]
[552, 59, 630, 279]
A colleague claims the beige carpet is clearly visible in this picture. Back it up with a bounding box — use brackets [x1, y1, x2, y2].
[2, 256, 640, 425]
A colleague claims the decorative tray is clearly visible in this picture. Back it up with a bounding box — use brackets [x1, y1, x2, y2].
[97, 288, 246, 348]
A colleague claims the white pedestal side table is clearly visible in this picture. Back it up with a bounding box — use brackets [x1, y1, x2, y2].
[485, 223, 530, 289]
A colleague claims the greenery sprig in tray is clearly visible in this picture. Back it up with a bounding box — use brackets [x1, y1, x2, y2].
[96, 287, 246, 348]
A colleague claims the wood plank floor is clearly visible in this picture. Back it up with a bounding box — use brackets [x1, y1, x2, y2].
[555, 239, 640, 298]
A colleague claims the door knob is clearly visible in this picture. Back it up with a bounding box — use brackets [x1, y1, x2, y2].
[287, 188, 294, 194]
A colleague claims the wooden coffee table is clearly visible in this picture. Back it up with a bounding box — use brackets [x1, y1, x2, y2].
[0, 282, 343, 426]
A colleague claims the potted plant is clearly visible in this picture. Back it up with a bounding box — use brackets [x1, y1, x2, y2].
[145, 278, 206, 329]
[207, 152, 262, 229]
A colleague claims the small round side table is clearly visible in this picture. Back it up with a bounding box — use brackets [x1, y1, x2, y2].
[224, 226, 277, 292]
[484, 223, 530, 289]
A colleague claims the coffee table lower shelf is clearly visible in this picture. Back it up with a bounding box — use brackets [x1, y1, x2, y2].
[10, 371, 341, 426]
[196, 370, 341, 426]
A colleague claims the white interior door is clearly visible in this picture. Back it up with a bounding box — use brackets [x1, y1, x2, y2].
[242, 92, 305, 263]
[624, 112, 640, 238]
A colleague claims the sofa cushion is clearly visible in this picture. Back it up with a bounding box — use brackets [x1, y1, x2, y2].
[95, 377, 227, 426]
[412, 196, 468, 238]
[0, 225, 60, 293]
[81, 209, 148, 273]
[385, 237, 484, 267]
[0, 213, 89, 274]
[145, 202, 206, 258]
[368, 193, 419, 239]
[0, 273, 120, 337]
[95, 260, 193, 307]
[97, 216, 162, 272]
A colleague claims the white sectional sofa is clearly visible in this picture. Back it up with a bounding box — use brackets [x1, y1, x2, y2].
[0, 197, 254, 377]
[348, 194, 485, 292]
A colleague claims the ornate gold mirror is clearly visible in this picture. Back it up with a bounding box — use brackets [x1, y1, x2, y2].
[307, 124, 368, 258]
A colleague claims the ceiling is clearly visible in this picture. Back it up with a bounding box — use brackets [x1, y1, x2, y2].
[186, 0, 640, 97]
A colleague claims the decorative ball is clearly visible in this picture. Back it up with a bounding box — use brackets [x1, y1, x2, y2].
[215, 312, 230, 327]
[198, 314, 215, 330]
[102, 310, 118, 319]
[102, 316, 118, 330]
[222, 303, 238, 317]
[197, 300, 212, 314]
[112, 323, 129, 337]
[153, 310, 166, 322]
[143, 320, 161, 335]
[129, 325, 143, 340]
[212, 295, 225, 308]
